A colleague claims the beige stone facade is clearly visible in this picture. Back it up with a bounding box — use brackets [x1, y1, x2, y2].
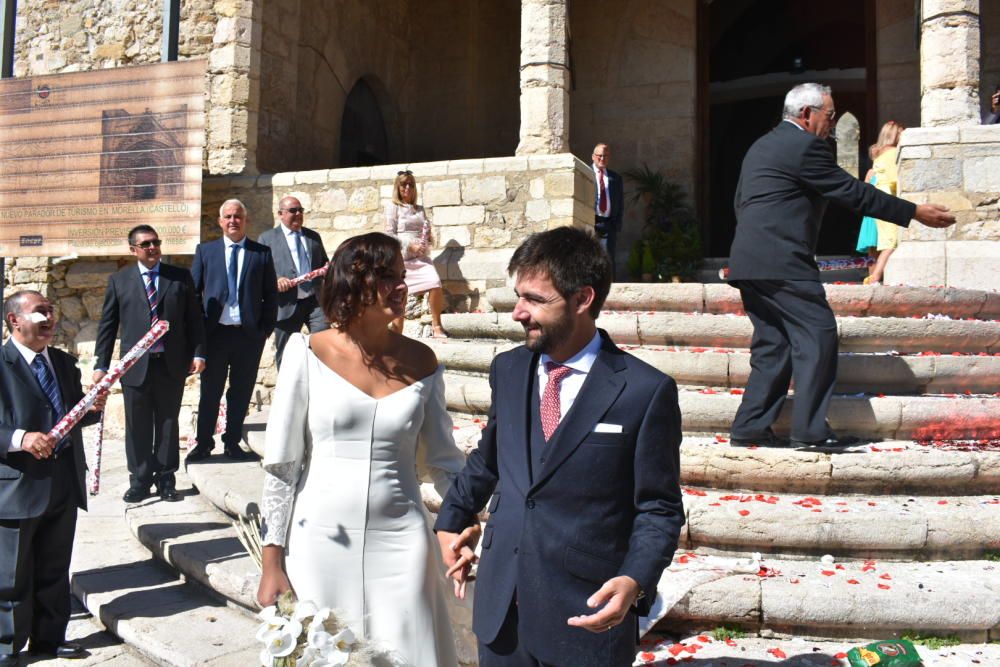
[4, 0, 1000, 437]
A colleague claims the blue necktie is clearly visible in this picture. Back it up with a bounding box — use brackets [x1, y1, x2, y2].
[31, 354, 66, 449]
[294, 232, 312, 295]
[227, 244, 240, 307]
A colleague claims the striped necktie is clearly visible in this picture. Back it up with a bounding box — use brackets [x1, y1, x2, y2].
[145, 270, 164, 353]
[31, 353, 64, 428]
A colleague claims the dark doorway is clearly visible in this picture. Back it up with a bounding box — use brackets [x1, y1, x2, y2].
[339, 79, 389, 167]
[702, 0, 874, 257]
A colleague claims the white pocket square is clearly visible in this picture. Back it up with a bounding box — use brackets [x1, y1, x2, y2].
[593, 423, 623, 434]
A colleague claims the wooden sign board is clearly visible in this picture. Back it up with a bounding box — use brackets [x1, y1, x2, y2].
[0, 59, 206, 257]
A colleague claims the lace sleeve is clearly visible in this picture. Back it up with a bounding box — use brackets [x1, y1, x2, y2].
[260, 334, 310, 547]
[260, 463, 300, 546]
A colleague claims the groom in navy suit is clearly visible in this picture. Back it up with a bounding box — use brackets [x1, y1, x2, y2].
[187, 199, 277, 463]
[435, 227, 684, 666]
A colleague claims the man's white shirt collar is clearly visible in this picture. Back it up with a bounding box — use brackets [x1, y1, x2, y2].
[10, 336, 52, 369]
[225, 237, 246, 249]
[782, 118, 805, 131]
[138, 261, 161, 275]
[540, 330, 602, 375]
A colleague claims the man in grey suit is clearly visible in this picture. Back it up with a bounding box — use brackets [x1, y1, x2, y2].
[257, 196, 329, 368]
[0, 291, 107, 665]
[727, 83, 956, 449]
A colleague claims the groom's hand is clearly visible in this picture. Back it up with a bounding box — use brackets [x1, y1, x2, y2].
[567, 575, 640, 633]
[436, 525, 481, 600]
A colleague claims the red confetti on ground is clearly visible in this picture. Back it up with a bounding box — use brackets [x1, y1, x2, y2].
[767, 648, 787, 659]
[714, 435, 729, 443]
[709, 502, 721, 506]
[730, 388, 745, 395]
[789, 578, 800, 584]
[472, 418, 481, 423]
[878, 583, 891, 590]
[757, 566, 782, 578]
[697, 636, 711, 643]
[938, 500, 949, 505]
[835, 564, 845, 570]
[668, 644, 686, 656]
[720, 495, 741, 501]
[835, 652, 848, 659]
[678, 555, 691, 564]
[665, 659, 678, 665]
[738, 509, 750, 516]
[867, 501, 877, 506]
[880, 573, 892, 580]
[725, 639, 737, 647]
[847, 579, 860, 584]
[683, 487, 708, 496]
[821, 570, 836, 576]
[639, 652, 656, 662]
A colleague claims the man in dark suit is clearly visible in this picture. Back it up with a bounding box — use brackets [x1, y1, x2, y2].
[435, 227, 684, 667]
[94, 225, 206, 502]
[186, 199, 278, 463]
[727, 83, 956, 448]
[592, 143, 624, 278]
[257, 195, 329, 369]
[0, 291, 107, 665]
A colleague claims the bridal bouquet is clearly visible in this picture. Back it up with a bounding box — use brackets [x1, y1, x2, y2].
[256, 591, 398, 666]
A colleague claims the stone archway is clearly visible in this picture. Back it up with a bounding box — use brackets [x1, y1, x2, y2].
[339, 78, 390, 167]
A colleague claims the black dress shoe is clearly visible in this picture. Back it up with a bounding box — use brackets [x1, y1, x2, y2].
[0, 652, 19, 666]
[122, 487, 151, 503]
[223, 444, 259, 461]
[184, 446, 213, 463]
[158, 484, 181, 502]
[730, 433, 790, 448]
[790, 435, 861, 448]
[30, 641, 86, 659]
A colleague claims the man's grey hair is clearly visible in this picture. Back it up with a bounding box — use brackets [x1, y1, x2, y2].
[219, 198, 248, 217]
[3, 290, 44, 332]
[782, 83, 832, 120]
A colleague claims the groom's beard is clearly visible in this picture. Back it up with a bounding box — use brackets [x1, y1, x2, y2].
[522, 309, 574, 355]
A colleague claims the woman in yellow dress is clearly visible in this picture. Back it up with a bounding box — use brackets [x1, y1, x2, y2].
[859, 121, 905, 285]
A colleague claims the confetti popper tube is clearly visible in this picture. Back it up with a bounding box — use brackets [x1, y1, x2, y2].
[718, 256, 874, 280]
[48, 320, 170, 442]
[288, 264, 328, 287]
[89, 411, 105, 496]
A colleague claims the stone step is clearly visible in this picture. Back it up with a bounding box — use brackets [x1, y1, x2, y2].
[428, 340, 1000, 394]
[635, 631, 1000, 666]
[484, 284, 1000, 320]
[656, 552, 999, 642]
[161, 459, 1000, 643]
[441, 373, 1000, 440]
[241, 410, 1000, 495]
[188, 457, 999, 560]
[439, 311, 1000, 354]
[70, 437, 263, 667]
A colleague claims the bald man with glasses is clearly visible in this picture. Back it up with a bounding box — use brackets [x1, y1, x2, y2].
[591, 144, 624, 278]
[258, 196, 329, 368]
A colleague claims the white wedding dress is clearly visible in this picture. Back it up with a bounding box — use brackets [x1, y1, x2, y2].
[260, 334, 465, 667]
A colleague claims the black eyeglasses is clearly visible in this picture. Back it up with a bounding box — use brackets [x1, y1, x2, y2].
[397, 170, 413, 176]
[132, 239, 162, 249]
[281, 207, 305, 214]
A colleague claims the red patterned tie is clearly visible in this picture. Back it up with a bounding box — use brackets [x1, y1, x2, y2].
[540, 362, 573, 441]
[598, 168, 608, 213]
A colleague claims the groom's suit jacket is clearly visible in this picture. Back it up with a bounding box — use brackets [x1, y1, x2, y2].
[435, 331, 684, 666]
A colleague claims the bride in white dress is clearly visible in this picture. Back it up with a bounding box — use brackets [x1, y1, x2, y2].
[256, 232, 470, 667]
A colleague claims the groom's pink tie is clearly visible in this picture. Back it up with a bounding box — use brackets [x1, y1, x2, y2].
[541, 362, 573, 441]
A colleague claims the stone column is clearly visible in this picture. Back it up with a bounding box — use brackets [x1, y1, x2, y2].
[206, 0, 262, 174]
[920, 0, 981, 127]
[515, 0, 570, 155]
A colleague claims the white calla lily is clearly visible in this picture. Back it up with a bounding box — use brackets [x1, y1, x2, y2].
[293, 600, 318, 621]
[262, 626, 298, 658]
[259, 647, 274, 666]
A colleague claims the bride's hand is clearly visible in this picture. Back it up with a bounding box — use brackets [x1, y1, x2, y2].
[257, 546, 293, 607]
[438, 525, 481, 600]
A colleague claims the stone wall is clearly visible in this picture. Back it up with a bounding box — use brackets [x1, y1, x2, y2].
[568, 0, 696, 274]
[257, 0, 521, 175]
[889, 125, 1000, 290]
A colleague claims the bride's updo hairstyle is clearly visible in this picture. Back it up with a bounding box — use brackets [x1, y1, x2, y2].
[322, 232, 402, 328]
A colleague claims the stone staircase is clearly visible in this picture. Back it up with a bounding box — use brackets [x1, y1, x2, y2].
[108, 283, 998, 662]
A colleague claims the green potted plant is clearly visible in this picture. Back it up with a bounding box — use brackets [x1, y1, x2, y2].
[623, 165, 702, 282]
